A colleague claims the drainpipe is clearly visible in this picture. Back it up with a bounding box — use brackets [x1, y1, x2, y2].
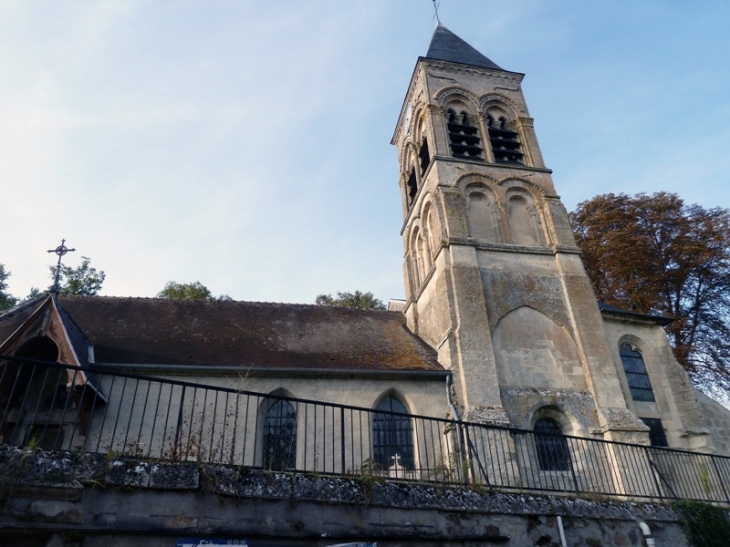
[556, 515, 568, 547]
[446, 374, 470, 484]
[638, 521, 655, 547]
[445, 374, 460, 421]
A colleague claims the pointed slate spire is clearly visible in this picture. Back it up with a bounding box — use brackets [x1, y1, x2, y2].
[425, 24, 503, 71]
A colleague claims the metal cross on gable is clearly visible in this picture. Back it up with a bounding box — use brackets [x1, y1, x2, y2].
[47, 239, 76, 293]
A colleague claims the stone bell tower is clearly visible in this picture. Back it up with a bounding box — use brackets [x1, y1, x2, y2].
[392, 24, 646, 442]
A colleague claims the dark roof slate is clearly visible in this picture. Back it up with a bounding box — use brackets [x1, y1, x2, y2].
[425, 24, 502, 71]
[0, 297, 443, 372]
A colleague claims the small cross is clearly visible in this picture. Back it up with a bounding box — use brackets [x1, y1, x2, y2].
[47, 239, 76, 293]
[432, 0, 441, 23]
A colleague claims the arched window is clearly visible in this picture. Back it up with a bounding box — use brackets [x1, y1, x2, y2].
[405, 168, 417, 205]
[534, 418, 571, 471]
[466, 189, 501, 242]
[372, 397, 414, 470]
[411, 228, 423, 289]
[427, 206, 440, 252]
[446, 109, 483, 160]
[419, 136, 431, 175]
[507, 193, 542, 246]
[263, 399, 297, 470]
[620, 343, 656, 402]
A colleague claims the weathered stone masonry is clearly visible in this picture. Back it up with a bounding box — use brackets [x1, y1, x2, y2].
[0, 446, 693, 546]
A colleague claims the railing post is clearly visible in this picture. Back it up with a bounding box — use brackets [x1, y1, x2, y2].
[340, 406, 346, 474]
[174, 385, 186, 460]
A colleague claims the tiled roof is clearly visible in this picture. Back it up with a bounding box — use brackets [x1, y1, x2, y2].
[425, 23, 503, 71]
[0, 296, 443, 372]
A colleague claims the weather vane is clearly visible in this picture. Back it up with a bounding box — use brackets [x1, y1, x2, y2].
[47, 239, 76, 293]
[432, 0, 441, 23]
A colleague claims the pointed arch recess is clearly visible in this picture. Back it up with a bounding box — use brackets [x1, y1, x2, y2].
[492, 306, 585, 391]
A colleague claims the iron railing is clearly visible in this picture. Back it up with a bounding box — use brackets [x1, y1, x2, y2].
[1, 355, 730, 503]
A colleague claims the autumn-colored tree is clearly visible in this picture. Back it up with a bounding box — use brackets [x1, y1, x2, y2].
[570, 192, 730, 395]
[315, 290, 386, 310]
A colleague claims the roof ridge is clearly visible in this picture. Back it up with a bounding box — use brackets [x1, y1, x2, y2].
[57, 294, 398, 312]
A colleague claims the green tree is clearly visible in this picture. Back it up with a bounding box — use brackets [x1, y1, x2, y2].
[53, 256, 106, 296]
[0, 263, 19, 311]
[23, 287, 41, 302]
[157, 281, 212, 300]
[570, 192, 730, 395]
[315, 290, 386, 310]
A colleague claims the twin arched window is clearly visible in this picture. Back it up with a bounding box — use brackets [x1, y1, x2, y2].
[261, 394, 414, 473]
[443, 106, 524, 165]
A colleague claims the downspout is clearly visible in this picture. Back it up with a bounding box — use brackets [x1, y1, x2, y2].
[638, 521, 655, 547]
[556, 515, 568, 547]
[446, 373, 470, 484]
[446, 373, 460, 421]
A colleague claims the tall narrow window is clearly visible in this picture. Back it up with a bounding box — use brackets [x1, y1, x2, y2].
[466, 190, 501, 242]
[446, 110, 483, 160]
[406, 169, 418, 205]
[640, 418, 669, 448]
[263, 399, 297, 470]
[419, 137, 431, 174]
[620, 343, 655, 402]
[534, 418, 571, 471]
[507, 194, 541, 246]
[372, 397, 414, 470]
[487, 115, 524, 165]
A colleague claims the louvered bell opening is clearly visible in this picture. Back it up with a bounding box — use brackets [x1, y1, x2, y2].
[419, 138, 431, 174]
[488, 125, 524, 165]
[406, 170, 418, 204]
[447, 121, 483, 160]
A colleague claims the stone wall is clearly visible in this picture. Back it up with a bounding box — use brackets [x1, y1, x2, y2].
[696, 389, 730, 457]
[0, 445, 702, 547]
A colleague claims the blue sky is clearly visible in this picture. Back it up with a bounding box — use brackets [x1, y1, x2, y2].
[2, 1, 729, 303]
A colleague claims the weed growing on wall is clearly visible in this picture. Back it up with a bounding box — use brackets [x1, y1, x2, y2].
[673, 500, 730, 547]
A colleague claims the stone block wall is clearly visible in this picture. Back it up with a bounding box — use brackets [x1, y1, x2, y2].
[0, 445, 706, 547]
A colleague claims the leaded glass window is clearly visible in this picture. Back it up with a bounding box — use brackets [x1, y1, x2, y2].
[620, 343, 656, 402]
[534, 418, 571, 471]
[372, 397, 414, 470]
[263, 399, 297, 470]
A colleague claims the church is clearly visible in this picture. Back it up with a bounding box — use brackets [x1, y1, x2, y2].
[1, 23, 730, 496]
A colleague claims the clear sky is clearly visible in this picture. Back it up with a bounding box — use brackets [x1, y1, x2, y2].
[2, 1, 729, 304]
